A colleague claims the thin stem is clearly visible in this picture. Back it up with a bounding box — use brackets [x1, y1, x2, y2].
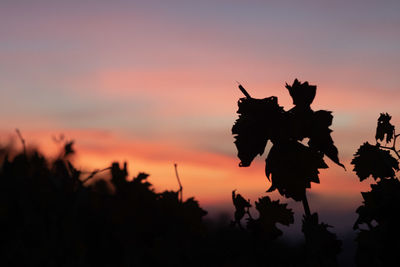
[174, 163, 183, 202]
[378, 128, 400, 160]
[81, 167, 111, 184]
[15, 129, 26, 155]
[379, 146, 400, 161]
[302, 192, 311, 217]
[393, 129, 397, 148]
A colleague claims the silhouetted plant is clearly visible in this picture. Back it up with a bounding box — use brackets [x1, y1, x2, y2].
[231, 190, 252, 229]
[246, 196, 294, 240]
[352, 113, 400, 266]
[232, 79, 343, 265]
[0, 138, 209, 266]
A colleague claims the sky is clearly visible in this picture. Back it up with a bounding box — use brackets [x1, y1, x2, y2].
[1, 0, 400, 234]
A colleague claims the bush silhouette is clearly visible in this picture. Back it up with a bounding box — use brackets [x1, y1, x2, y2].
[0, 141, 210, 266]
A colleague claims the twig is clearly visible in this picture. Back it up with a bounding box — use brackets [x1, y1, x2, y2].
[379, 129, 400, 159]
[15, 128, 26, 155]
[236, 81, 252, 98]
[174, 163, 183, 202]
[81, 167, 111, 184]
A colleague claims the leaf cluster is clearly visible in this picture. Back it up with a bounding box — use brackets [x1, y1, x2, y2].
[354, 178, 400, 230]
[351, 142, 399, 181]
[231, 192, 294, 240]
[352, 113, 400, 266]
[232, 79, 343, 201]
[353, 179, 400, 266]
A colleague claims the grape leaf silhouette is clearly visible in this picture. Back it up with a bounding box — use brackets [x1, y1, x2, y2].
[232, 96, 284, 167]
[351, 142, 399, 181]
[354, 178, 400, 230]
[246, 196, 294, 240]
[308, 110, 345, 169]
[285, 79, 316, 108]
[265, 141, 328, 201]
[375, 113, 394, 143]
[232, 79, 344, 202]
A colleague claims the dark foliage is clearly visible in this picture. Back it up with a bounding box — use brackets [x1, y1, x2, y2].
[246, 196, 294, 240]
[265, 141, 327, 201]
[231, 190, 251, 229]
[354, 178, 400, 230]
[231, 191, 294, 240]
[302, 213, 342, 266]
[375, 113, 394, 143]
[353, 178, 400, 266]
[0, 143, 211, 266]
[0, 141, 317, 267]
[352, 113, 400, 266]
[232, 79, 343, 201]
[285, 79, 316, 108]
[232, 96, 284, 167]
[351, 142, 399, 181]
[232, 80, 343, 266]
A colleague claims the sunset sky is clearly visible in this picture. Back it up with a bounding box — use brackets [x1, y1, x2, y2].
[1, 0, 400, 234]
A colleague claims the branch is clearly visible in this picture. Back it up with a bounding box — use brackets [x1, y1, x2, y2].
[378, 129, 400, 159]
[81, 167, 111, 184]
[15, 128, 26, 155]
[174, 163, 183, 202]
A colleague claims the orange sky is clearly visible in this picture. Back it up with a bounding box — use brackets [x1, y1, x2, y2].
[1, 1, 400, 225]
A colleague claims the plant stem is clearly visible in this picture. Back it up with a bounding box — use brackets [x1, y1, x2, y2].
[302, 192, 311, 217]
[378, 129, 400, 160]
[174, 163, 183, 203]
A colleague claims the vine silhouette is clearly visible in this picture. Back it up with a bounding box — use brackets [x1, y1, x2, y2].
[231, 79, 343, 265]
[351, 113, 400, 266]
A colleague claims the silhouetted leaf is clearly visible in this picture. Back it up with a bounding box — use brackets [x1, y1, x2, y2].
[354, 178, 400, 266]
[351, 142, 399, 181]
[308, 110, 344, 168]
[285, 79, 316, 108]
[376, 113, 395, 143]
[285, 106, 314, 141]
[254, 196, 294, 226]
[246, 196, 294, 240]
[231, 190, 251, 228]
[232, 96, 285, 167]
[354, 178, 400, 229]
[265, 141, 328, 201]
